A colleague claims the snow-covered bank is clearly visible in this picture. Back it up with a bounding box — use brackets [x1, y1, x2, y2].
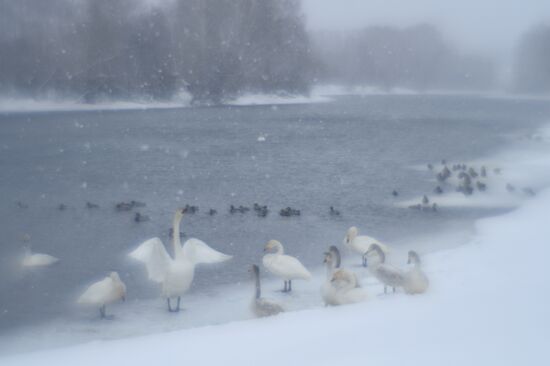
[226, 93, 332, 106]
[2, 186, 550, 365]
[0, 91, 330, 113]
[0, 96, 192, 113]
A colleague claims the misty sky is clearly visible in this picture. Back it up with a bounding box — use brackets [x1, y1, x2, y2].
[303, 0, 550, 55]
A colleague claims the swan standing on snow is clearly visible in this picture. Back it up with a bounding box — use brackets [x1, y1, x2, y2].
[262, 240, 311, 292]
[129, 208, 232, 312]
[322, 246, 367, 306]
[365, 243, 404, 294]
[343, 226, 390, 267]
[250, 264, 284, 317]
[78, 272, 126, 319]
[21, 248, 59, 267]
[403, 250, 429, 294]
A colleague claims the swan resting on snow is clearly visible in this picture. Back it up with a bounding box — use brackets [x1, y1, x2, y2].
[129, 208, 232, 312]
[263, 240, 311, 292]
[365, 243, 405, 294]
[250, 264, 284, 317]
[322, 246, 367, 306]
[343, 226, 390, 267]
[403, 250, 429, 294]
[78, 271, 126, 319]
[21, 248, 59, 267]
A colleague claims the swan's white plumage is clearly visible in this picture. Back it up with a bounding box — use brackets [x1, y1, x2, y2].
[129, 209, 232, 301]
[21, 249, 59, 267]
[404, 267, 430, 294]
[403, 251, 429, 294]
[321, 247, 367, 306]
[128, 237, 170, 283]
[262, 254, 311, 280]
[78, 272, 126, 306]
[365, 245, 405, 291]
[343, 226, 390, 257]
[182, 238, 233, 264]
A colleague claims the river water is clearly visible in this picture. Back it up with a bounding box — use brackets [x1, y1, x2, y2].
[1, 94, 549, 347]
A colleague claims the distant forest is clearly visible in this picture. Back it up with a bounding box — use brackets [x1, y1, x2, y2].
[0, 0, 548, 104]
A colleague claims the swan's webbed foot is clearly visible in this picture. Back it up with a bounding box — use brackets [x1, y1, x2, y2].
[167, 298, 174, 312]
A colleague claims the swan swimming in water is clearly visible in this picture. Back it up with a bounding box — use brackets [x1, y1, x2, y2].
[21, 248, 59, 267]
[78, 271, 126, 319]
[250, 264, 284, 317]
[403, 250, 429, 294]
[321, 246, 367, 306]
[343, 226, 390, 267]
[365, 243, 404, 294]
[262, 240, 311, 292]
[129, 208, 232, 312]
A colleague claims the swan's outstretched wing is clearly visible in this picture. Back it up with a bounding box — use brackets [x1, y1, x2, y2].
[128, 237, 171, 283]
[182, 238, 232, 264]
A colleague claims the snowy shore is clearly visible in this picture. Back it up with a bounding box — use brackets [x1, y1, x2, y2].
[2, 87, 549, 113]
[2, 182, 550, 365]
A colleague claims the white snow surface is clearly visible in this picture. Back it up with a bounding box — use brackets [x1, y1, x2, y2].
[2, 185, 550, 364]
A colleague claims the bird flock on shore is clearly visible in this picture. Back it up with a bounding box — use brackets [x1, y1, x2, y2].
[21, 207, 429, 320]
[402, 159, 536, 211]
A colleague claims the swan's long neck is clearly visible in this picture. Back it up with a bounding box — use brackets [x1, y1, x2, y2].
[254, 269, 261, 299]
[325, 260, 334, 279]
[172, 213, 183, 259]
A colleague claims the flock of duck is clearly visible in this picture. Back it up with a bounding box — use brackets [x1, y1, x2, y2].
[22, 207, 429, 319]
[404, 160, 536, 211]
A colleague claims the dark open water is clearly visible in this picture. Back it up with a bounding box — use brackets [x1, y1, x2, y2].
[1, 94, 549, 332]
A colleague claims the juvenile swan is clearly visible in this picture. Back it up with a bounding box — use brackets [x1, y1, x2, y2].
[403, 250, 429, 294]
[263, 240, 311, 292]
[129, 208, 232, 312]
[344, 226, 390, 267]
[365, 243, 404, 294]
[78, 271, 126, 319]
[322, 246, 367, 306]
[21, 248, 59, 267]
[250, 264, 284, 317]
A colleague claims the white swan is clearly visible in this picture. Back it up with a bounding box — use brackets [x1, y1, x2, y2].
[78, 271, 126, 319]
[21, 248, 59, 267]
[129, 208, 232, 312]
[403, 250, 429, 294]
[250, 264, 284, 317]
[321, 246, 367, 306]
[343, 226, 390, 267]
[262, 240, 311, 292]
[365, 243, 404, 294]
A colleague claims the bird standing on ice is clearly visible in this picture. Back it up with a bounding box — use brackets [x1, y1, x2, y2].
[403, 250, 429, 294]
[364, 243, 404, 294]
[129, 208, 232, 312]
[262, 240, 311, 292]
[21, 248, 59, 268]
[78, 271, 126, 319]
[343, 226, 390, 267]
[250, 264, 284, 317]
[322, 246, 367, 306]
